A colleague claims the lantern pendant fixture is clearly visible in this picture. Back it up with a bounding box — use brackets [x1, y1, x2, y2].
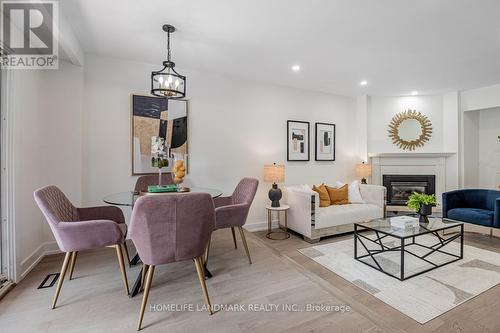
[151, 24, 186, 99]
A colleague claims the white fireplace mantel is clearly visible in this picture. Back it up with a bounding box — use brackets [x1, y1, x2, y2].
[369, 153, 456, 204]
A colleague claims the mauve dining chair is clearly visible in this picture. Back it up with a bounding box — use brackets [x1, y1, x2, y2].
[129, 193, 215, 331]
[134, 173, 174, 192]
[211, 178, 259, 264]
[34, 186, 130, 309]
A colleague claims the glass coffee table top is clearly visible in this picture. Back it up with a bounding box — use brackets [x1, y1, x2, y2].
[356, 217, 463, 238]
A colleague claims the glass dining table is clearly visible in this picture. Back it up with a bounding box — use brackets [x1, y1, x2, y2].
[103, 187, 223, 298]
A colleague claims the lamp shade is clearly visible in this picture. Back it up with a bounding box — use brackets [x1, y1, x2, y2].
[264, 164, 285, 183]
[356, 163, 372, 178]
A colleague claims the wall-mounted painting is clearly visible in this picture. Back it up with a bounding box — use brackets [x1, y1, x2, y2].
[287, 120, 310, 161]
[315, 122, 335, 161]
[131, 94, 188, 175]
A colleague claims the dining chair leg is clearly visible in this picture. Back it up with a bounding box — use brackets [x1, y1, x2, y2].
[194, 257, 213, 315]
[231, 227, 238, 249]
[52, 252, 72, 309]
[115, 244, 130, 295]
[238, 226, 252, 264]
[123, 241, 131, 267]
[137, 265, 155, 331]
[68, 251, 78, 280]
[140, 264, 149, 292]
[203, 237, 211, 265]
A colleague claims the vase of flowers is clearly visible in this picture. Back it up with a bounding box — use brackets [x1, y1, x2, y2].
[151, 136, 170, 187]
[407, 192, 436, 223]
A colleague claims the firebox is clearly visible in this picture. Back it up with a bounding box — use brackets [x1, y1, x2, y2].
[383, 175, 436, 206]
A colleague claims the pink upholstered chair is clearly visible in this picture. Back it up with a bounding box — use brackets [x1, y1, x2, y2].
[212, 178, 259, 264]
[134, 173, 174, 192]
[129, 193, 215, 331]
[34, 186, 129, 309]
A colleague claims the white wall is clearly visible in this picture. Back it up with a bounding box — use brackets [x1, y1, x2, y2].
[11, 60, 83, 281]
[82, 55, 358, 227]
[477, 108, 500, 188]
[367, 95, 444, 153]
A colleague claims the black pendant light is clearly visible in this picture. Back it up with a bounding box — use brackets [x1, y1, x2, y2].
[151, 24, 186, 98]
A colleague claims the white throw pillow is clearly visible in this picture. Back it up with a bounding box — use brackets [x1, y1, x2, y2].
[336, 180, 365, 204]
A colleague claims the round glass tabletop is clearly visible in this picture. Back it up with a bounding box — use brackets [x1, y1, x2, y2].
[103, 187, 223, 206]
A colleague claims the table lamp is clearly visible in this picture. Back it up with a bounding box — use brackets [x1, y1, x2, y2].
[264, 163, 285, 207]
[356, 162, 372, 184]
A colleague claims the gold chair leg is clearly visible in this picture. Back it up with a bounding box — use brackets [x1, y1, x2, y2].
[203, 237, 211, 265]
[52, 252, 72, 309]
[68, 251, 78, 280]
[123, 242, 131, 267]
[238, 227, 252, 264]
[194, 257, 213, 315]
[115, 245, 130, 295]
[137, 265, 155, 331]
[231, 227, 238, 249]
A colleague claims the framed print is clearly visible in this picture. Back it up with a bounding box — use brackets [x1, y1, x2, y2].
[131, 94, 188, 175]
[315, 122, 335, 161]
[287, 120, 310, 161]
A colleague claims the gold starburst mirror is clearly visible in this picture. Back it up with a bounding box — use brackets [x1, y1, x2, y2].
[388, 109, 432, 151]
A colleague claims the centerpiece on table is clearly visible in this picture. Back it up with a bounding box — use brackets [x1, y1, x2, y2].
[407, 192, 436, 223]
[171, 157, 186, 189]
[149, 136, 176, 192]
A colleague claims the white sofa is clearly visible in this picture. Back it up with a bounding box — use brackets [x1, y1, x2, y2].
[284, 184, 386, 243]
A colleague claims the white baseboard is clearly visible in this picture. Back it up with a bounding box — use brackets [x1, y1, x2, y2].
[19, 241, 60, 282]
[244, 220, 279, 232]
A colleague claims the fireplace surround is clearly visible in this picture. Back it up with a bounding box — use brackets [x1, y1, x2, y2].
[383, 174, 436, 206]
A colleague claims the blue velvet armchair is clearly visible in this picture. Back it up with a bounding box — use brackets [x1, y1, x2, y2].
[442, 189, 500, 228]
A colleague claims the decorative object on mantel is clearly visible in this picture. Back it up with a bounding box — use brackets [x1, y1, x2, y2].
[151, 24, 186, 99]
[407, 192, 436, 223]
[315, 122, 335, 161]
[388, 109, 432, 151]
[131, 95, 188, 175]
[355, 161, 372, 184]
[151, 136, 171, 188]
[264, 163, 285, 207]
[287, 120, 310, 161]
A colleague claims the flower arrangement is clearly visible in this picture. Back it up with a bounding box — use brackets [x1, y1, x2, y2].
[151, 136, 170, 186]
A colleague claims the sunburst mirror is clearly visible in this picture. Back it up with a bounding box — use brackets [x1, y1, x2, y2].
[388, 109, 432, 151]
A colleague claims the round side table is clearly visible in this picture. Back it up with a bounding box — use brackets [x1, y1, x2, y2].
[265, 205, 290, 240]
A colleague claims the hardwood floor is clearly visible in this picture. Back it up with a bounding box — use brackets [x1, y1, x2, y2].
[1, 228, 499, 332]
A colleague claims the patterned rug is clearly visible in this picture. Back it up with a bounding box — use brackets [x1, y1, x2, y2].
[299, 235, 500, 323]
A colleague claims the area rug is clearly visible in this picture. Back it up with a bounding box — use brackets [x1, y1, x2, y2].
[299, 235, 500, 323]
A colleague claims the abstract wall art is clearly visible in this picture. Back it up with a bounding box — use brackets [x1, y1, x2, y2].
[131, 94, 188, 174]
[315, 122, 335, 161]
[287, 120, 310, 161]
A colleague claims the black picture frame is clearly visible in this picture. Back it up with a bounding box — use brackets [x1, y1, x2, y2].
[315, 122, 336, 161]
[287, 120, 310, 161]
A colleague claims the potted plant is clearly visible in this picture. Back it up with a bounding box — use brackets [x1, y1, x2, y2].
[407, 192, 436, 223]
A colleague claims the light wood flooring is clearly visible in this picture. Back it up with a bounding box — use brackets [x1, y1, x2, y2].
[1, 228, 500, 332]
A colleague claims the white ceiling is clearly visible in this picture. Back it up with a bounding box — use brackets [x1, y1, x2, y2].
[62, 0, 500, 96]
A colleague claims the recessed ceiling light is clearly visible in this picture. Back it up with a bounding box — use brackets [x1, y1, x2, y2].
[360, 80, 368, 86]
[411, 91, 419, 95]
[291, 65, 300, 72]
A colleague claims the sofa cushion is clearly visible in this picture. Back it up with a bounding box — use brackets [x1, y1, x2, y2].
[316, 203, 383, 229]
[447, 208, 494, 227]
[326, 184, 349, 205]
[312, 184, 330, 207]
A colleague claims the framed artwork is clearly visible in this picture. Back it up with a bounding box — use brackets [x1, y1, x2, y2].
[131, 94, 188, 175]
[315, 122, 335, 161]
[287, 120, 310, 161]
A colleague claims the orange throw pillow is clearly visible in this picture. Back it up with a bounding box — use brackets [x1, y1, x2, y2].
[326, 184, 350, 205]
[312, 184, 330, 207]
